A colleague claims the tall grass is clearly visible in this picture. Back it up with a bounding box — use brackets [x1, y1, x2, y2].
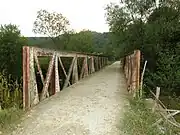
[121, 98, 180, 135]
[0, 73, 23, 109]
[0, 72, 23, 133]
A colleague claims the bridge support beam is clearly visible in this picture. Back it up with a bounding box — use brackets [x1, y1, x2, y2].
[23, 46, 108, 110]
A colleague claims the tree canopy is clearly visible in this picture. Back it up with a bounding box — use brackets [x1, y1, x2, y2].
[33, 10, 70, 46]
[0, 24, 27, 79]
[105, 0, 180, 96]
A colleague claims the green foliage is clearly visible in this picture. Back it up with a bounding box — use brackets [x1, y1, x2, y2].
[122, 98, 180, 135]
[64, 30, 94, 53]
[27, 31, 114, 58]
[0, 24, 25, 110]
[0, 24, 27, 79]
[105, 0, 180, 96]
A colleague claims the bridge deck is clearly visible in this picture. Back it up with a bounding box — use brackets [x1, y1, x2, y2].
[12, 61, 128, 135]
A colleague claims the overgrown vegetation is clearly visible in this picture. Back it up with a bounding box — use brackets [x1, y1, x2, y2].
[0, 24, 26, 109]
[0, 72, 23, 133]
[105, 0, 180, 112]
[122, 98, 180, 135]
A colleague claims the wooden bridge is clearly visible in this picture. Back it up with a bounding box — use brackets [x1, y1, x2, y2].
[9, 47, 142, 135]
[12, 47, 179, 135]
[22, 46, 108, 110]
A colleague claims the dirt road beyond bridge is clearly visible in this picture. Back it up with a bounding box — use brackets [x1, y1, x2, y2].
[12, 61, 128, 135]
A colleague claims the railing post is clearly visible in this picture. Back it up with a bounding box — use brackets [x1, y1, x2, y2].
[72, 56, 78, 83]
[84, 56, 89, 77]
[29, 47, 39, 107]
[91, 56, 95, 73]
[55, 55, 60, 93]
[136, 50, 141, 91]
[23, 46, 30, 110]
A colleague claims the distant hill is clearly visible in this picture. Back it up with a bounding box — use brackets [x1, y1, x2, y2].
[27, 37, 54, 48]
[26, 31, 111, 52]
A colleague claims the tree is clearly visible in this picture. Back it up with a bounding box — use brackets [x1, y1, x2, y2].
[33, 9, 70, 46]
[105, 0, 180, 96]
[66, 30, 94, 53]
[0, 24, 27, 79]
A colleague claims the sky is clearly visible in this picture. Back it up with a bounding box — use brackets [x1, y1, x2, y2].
[0, 0, 119, 37]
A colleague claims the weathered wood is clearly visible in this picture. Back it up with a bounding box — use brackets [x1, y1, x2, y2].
[127, 56, 132, 92]
[103, 57, 105, 67]
[140, 60, 147, 97]
[131, 52, 138, 97]
[40, 54, 55, 101]
[55, 55, 60, 93]
[34, 47, 106, 58]
[34, 51, 44, 83]
[136, 50, 141, 91]
[23, 46, 108, 109]
[99, 57, 101, 69]
[80, 57, 86, 79]
[58, 57, 71, 86]
[90, 56, 95, 73]
[153, 111, 180, 127]
[72, 56, 78, 84]
[84, 56, 88, 77]
[96, 57, 99, 71]
[102, 57, 104, 67]
[152, 87, 160, 112]
[29, 47, 39, 107]
[123, 50, 141, 97]
[50, 63, 55, 96]
[23, 46, 30, 109]
[63, 57, 76, 89]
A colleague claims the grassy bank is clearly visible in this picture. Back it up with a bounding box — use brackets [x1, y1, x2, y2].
[0, 107, 24, 134]
[121, 98, 180, 135]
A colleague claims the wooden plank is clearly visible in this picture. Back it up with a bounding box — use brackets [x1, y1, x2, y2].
[132, 53, 137, 97]
[96, 57, 99, 71]
[99, 57, 102, 69]
[91, 56, 95, 73]
[40, 54, 55, 101]
[102, 57, 104, 67]
[136, 50, 141, 91]
[23, 46, 29, 110]
[34, 47, 106, 58]
[140, 60, 147, 97]
[29, 47, 39, 107]
[55, 55, 60, 93]
[58, 57, 71, 86]
[152, 87, 160, 112]
[34, 51, 45, 84]
[127, 56, 132, 92]
[84, 56, 88, 77]
[50, 63, 55, 96]
[80, 57, 86, 79]
[72, 56, 78, 83]
[63, 57, 76, 89]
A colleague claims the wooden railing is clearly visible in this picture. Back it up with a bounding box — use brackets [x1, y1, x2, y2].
[122, 50, 141, 97]
[23, 46, 108, 110]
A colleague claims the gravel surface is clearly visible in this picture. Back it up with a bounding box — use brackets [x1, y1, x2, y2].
[11, 61, 129, 135]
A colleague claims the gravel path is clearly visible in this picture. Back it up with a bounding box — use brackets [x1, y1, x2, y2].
[11, 61, 129, 135]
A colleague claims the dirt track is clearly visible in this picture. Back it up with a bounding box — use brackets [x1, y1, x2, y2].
[11, 61, 129, 135]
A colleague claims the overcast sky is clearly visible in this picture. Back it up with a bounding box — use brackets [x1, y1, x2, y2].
[0, 0, 119, 36]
